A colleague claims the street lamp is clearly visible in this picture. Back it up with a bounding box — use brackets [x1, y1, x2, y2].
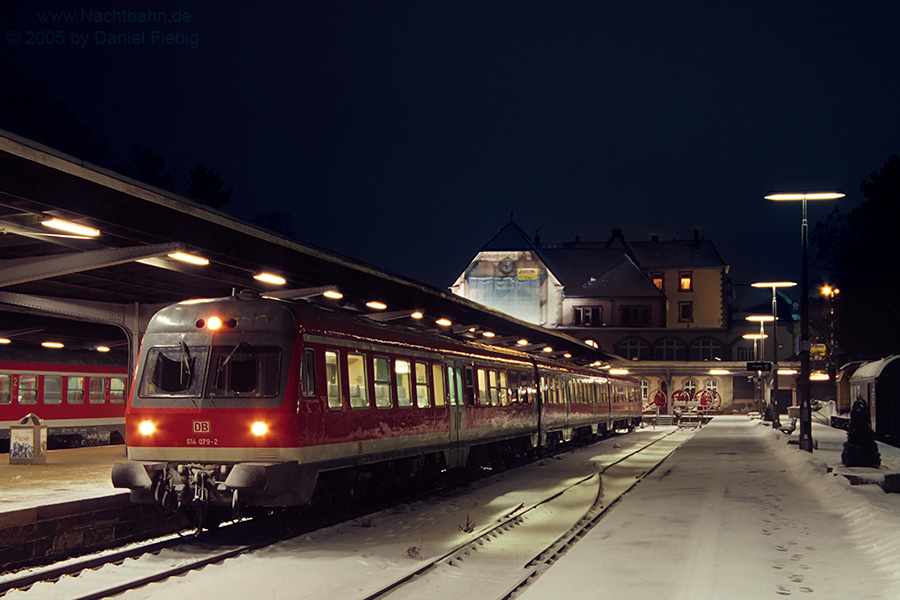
[821, 284, 840, 379]
[766, 192, 844, 452]
[752, 281, 797, 428]
[743, 332, 768, 413]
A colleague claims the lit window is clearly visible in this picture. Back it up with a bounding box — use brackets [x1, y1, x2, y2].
[18, 375, 38, 404]
[415, 362, 430, 408]
[679, 272, 693, 291]
[325, 351, 341, 410]
[67, 376, 85, 404]
[374, 357, 392, 408]
[347, 353, 369, 409]
[89, 377, 106, 404]
[396, 359, 412, 408]
[650, 272, 664, 290]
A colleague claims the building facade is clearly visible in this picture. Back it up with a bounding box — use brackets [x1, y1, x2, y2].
[451, 220, 799, 414]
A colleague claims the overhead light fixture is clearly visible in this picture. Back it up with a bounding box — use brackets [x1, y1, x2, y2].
[436, 318, 452, 327]
[709, 369, 730, 375]
[323, 290, 343, 300]
[366, 301, 387, 310]
[95, 346, 111, 353]
[609, 368, 629, 375]
[254, 272, 286, 285]
[482, 331, 496, 338]
[168, 252, 209, 266]
[563, 353, 572, 358]
[542, 346, 553, 353]
[584, 339, 599, 348]
[42, 341, 64, 349]
[765, 192, 845, 201]
[41, 218, 100, 237]
[516, 339, 529, 346]
[0, 338, 10, 344]
[745, 315, 775, 322]
[411, 311, 423, 319]
[778, 369, 798, 375]
[742, 333, 768, 340]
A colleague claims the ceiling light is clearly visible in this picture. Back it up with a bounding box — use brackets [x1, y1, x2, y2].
[323, 290, 343, 299]
[542, 346, 553, 353]
[436, 318, 452, 327]
[517, 339, 529, 346]
[41, 218, 100, 237]
[609, 368, 629, 375]
[42, 341, 64, 349]
[254, 272, 286, 285]
[482, 331, 496, 338]
[0, 338, 10, 344]
[709, 369, 730, 375]
[95, 346, 111, 352]
[366, 301, 387, 310]
[168, 252, 209, 266]
[411, 311, 423, 319]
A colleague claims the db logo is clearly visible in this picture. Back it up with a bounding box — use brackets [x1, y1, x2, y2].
[192, 421, 211, 434]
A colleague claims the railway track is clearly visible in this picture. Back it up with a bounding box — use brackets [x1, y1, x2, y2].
[0, 520, 282, 600]
[356, 427, 693, 600]
[0, 427, 690, 599]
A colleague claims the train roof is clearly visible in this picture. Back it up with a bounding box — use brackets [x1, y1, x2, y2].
[149, 292, 626, 379]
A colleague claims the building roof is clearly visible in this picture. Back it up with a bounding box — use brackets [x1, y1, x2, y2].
[540, 248, 664, 299]
[627, 235, 727, 270]
[480, 219, 540, 253]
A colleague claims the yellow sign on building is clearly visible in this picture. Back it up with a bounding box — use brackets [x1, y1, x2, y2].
[517, 268, 539, 280]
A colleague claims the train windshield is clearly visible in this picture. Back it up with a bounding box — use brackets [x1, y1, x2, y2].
[140, 344, 208, 398]
[207, 344, 280, 398]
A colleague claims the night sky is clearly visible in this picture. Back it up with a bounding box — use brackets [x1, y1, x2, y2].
[2, 1, 899, 290]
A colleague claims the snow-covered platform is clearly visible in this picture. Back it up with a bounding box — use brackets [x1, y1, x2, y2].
[518, 415, 900, 600]
[0, 444, 128, 515]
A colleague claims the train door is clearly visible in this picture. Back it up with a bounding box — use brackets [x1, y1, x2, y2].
[446, 362, 466, 468]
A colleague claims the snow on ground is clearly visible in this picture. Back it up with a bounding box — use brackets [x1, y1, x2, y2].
[519, 416, 900, 600]
[0, 445, 127, 511]
[8, 416, 900, 600]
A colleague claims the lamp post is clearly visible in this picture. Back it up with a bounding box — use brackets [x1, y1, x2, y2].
[752, 281, 797, 429]
[743, 332, 768, 413]
[821, 284, 839, 380]
[765, 192, 844, 452]
[747, 315, 775, 417]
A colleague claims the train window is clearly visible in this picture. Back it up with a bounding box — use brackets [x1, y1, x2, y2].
[67, 376, 85, 404]
[520, 372, 530, 404]
[432, 364, 446, 407]
[477, 369, 490, 406]
[448, 365, 462, 406]
[18, 375, 38, 404]
[415, 362, 430, 408]
[89, 378, 106, 404]
[374, 357, 391, 408]
[508, 372, 519, 403]
[347, 353, 369, 409]
[488, 370, 499, 406]
[396, 359, 412, 408]
[499, 371, 508, 406]
[464, 367, 476, 406]
[110, 378, 126, 404]
[44, 376, 62, 404]
[208, 345, 281, 399]
[301, 348, 316, 398]
[141, 345, 208, 398]
[0, 374, 10, 404]
[325, 351, 342, 410]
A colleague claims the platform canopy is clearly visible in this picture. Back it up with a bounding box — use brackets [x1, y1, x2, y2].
[0, 130, 615, 367]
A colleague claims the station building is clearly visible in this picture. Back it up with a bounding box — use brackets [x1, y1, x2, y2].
[451, 220, 800, 414]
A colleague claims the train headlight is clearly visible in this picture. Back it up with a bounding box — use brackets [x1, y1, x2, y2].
[138, 420, 155, 435]
[251, 421, 268, 436]
[207, 316, 223, 330]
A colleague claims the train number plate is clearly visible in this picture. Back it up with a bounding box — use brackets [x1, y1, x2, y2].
[192, 421, 211, 434]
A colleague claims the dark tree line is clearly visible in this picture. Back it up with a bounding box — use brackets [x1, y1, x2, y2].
[0, 75, 296, 237]
[812, 154, 900, 363]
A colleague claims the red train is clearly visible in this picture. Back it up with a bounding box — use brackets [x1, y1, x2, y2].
[0, 346, 128, 450]
[112, 291, 641, 520]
